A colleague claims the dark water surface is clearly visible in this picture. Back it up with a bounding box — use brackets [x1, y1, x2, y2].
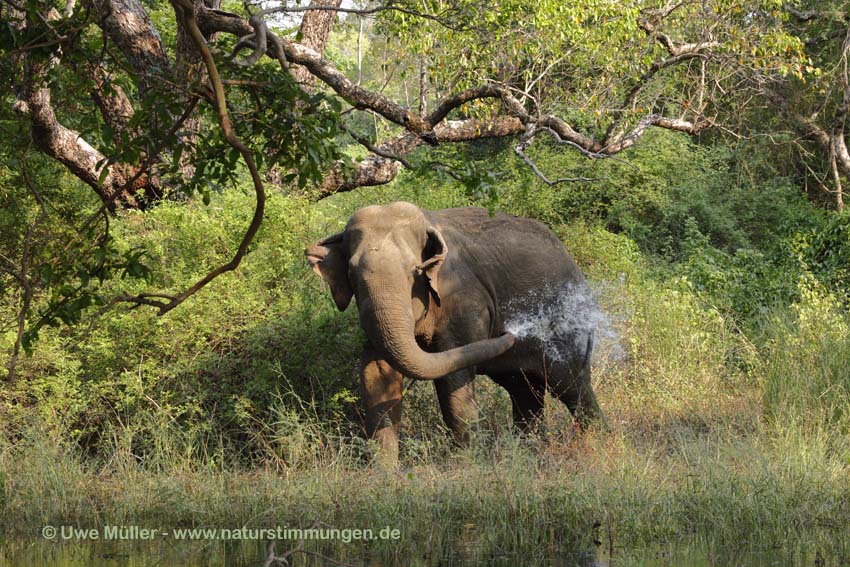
[1, 538, 848, 567]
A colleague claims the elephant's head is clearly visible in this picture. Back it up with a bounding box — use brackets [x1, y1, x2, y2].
[306, 202, 515, 380]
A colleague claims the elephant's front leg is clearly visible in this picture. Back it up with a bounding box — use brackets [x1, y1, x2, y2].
[434, 370, 478, 445]
[360, 346, 403, 465]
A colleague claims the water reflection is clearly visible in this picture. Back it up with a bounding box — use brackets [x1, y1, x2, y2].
[1, 538, 847, 566]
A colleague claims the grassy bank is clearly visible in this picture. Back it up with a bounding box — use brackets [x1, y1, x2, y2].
[2, 133, 849, 561]
[2, 215, 849, 555]
[2, 401, 849, 560]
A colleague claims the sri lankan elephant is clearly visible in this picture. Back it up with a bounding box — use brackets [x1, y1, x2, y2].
[306, 202, 603, 461]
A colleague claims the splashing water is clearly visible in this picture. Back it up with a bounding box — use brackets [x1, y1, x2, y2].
[504, 281, 624, 363]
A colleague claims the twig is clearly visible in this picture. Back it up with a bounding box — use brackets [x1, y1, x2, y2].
[343, 125, 413, 169]
[513, 142, 602, 185]
[7, 142, 45, 382]
[532, 125, 641, 171]
[62, 97, 200, 258]
[246, 2, 470, 31]
[259, 521, 358, 567]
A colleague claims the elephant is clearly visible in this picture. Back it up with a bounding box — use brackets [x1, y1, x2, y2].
[306, 201, 603, 461]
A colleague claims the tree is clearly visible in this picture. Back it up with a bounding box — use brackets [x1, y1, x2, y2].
[0, 0, 831, 379]
[752, 1, 850, 212]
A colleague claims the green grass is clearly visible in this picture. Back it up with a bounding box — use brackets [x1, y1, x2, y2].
[2, 155, 850, 562]
[2, 246, 849, 557]
[2, 413, 849, 560]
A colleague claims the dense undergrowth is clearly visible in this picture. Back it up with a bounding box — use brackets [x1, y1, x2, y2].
[1, 131, 849, 560]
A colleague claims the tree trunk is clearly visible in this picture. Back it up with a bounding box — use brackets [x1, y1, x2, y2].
[82, 0, 171, 96]
[291, 0, 343, 88]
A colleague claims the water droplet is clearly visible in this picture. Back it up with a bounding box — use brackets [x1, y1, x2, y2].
[504, 281, 625, 364]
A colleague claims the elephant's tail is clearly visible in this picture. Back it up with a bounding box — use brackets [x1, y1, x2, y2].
[583, 330, 594, 369]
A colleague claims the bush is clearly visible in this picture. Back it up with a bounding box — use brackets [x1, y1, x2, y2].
[791, 212, 850, 305]
[2, 127, 848, 475]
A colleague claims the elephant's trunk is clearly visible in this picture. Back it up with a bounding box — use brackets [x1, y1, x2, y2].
[361, 286, 515, 380]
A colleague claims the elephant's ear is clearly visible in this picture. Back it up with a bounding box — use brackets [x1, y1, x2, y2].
[419, 226, 448, 306]
[305, 232, 353, 311]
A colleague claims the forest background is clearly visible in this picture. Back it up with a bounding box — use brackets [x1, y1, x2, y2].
[1, 0, 849, 563]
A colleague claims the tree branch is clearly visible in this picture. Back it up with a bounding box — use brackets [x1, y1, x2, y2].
[13, 44, 139, 207]
[639, 3, 721, 57]
[604, 52, 708, 144]
[116, 0, 266, 315]
[290, 0, 342, 87]
[514, 141, 602, 186]
[246, 1, 470, 31]
[87, 65, 135, 143]
[193, 3, 727, 196]
[317, 116, 523, 197]
[198, 6, 434, 138]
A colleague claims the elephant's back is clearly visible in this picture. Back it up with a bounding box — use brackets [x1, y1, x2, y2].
[426, 207, 553, 237]
[425, 207, 585, 292]
[426, 206, 575, 261]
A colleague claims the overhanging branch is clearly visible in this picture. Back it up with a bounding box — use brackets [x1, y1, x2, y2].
[116, 0, 266, 315]
[141, 2, 729, 198]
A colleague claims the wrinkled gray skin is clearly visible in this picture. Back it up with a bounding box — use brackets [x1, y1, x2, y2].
[306, 202, 603, 462]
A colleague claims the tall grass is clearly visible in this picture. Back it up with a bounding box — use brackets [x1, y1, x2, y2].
[759, 278, 850, 432]
[1, 164, 849, 561]
[2, 238, 849, 558]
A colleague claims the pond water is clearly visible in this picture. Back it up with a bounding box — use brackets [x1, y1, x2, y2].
[1, 538, 846, 567]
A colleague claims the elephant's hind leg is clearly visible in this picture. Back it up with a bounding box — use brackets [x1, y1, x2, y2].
[550, 372, 602, 431]
[511, 376, 547, 434]
[360, 346, 403, 465]
[544, 350, 603, 431]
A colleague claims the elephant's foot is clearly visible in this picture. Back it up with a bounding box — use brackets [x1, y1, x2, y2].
[364, 399, 403, 467]
[372, 426, 400, 467]
[573, 397, 606, 433]
[560, 383, 605, 434]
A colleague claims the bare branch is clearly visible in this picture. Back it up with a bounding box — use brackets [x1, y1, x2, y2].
[426, 85, 516, 125]
[248, 1, 470, 31]
[603, 114, 711, 154]
[343, 125, 414, 170]
[604, 52, 709, 144]
[514, 142, 602, 185]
